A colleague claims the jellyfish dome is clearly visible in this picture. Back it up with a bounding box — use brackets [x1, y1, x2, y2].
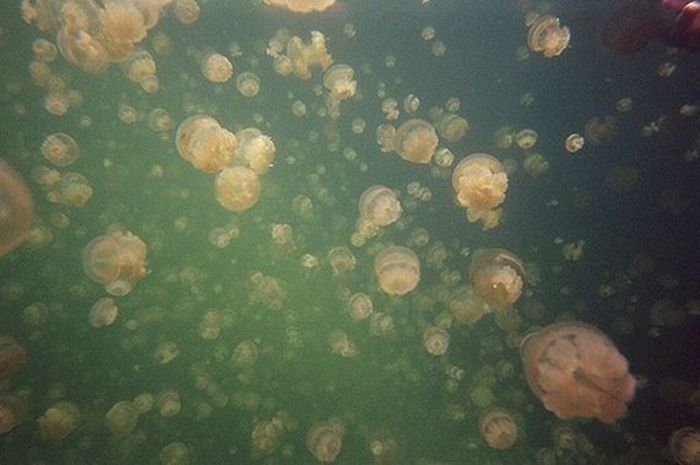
[82, 230, 147, 296]
[234, 128, 276, 175]
[394, 119, 439, 164]
[670, 427, 700, 465]
[520, 321, 637, 424]
[38, 401, 81, 442]
[175, 115, 237, 173]
[306, 420, 344, 462]
[452, 154, 508, 224]
[374, 246, 421, 296]
[479, 408, 518, 450]
[215, 166, 261, 213]
[527, 15, 571, 58]
[358, 185, 402, 227]
[469, 248, 525, 312]
[0, 336, 27, 380]
[0, 160, 34, 257]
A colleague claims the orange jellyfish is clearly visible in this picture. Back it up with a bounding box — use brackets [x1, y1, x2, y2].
[520, 321, 637, 424]
[670, 427, 700, 465]
[38, 401, 81, 442]
[0, 160, 34, 257]
[479, 408, 518, 450]
[201, 52, 233, 83]
[285, 31, 333, 80]
[358, 185, 402, 227]
[215, 166, 261, 213]
[347, 292, 373, 320]
[394, 119, 439, 164]
[374, 246, 421, 296]
[323, 64, 357, 115]
[0, 393, 27, 434]
[452, 153, 508, 224]
[175, 115, 237, 173]
[306, 420, 344, 462]
[40, 132, 79, 166]
[234, 128, 276, 175]
[436, 113, 469, 143]
[327, 247, 356, 274]
[105, 400, 138, 434]
[0, 337, 27, 380]
[527, 15, 570, 58]
[236, 71, 261, 97]
[423, 326, 450, 356]
[448, 286, 488, 326]
[264, 0, 336, 13]
[82, 230, 147, 296]
[89, 297, 119, 328]
[470, 248, 525, 312]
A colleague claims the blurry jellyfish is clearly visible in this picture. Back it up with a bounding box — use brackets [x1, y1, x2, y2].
[564, 133, 585, 153]
[160, 441, 190, 465]
[307, 420, 344, 462]
[328, 330, 358, 357]
[33, 38, 57, 62]
[479, 408, 518, 450]
[82, 230, 147, 296]
[323, 64, 357, 115]
[527, 15, 570, 57]
[0, 337, 27, 380]
[376, 124, 397, 153]
[358, 185, 402, 227]
[432, 40, 447, 56]
[0, 160, 34, 257]
[154, 341, 180, 364]
[347, 292, 373, 320]
[264, 0, 336, 13]
[133, 393, 154, 414]
[448, 287, 488, 326]
[327, 247, 356, 274]
[173, 0, 200, 24]
[394, 119, 439, 164]
[470, 248, 525, 312]
[201, 52, 233, 83]
[147, 108, 173, 132]
[436, 113, 469, 143]
[215, 167, 261, 213]
[351, 118, 366, 134]
[285, 31, 333, 80]
[423, 326, 450, 356]
[374, 246, 421, 296]
[89, 297, 119, 328]
[520, 321, 637, 423]
[252, 418, 284, 455]
[403, 94, 421, 114]
[236, 71, 261, 97]
[421, 25, 436, 41]
[38, 401, 80, 442]
[249, 272, 286, 309]
[452, 154, 508, 224]
[175, 115, 237, 173]
[234, 128, 276, 175]
[523, 153, 550, 177]
[670, 427, 700, 465]
[105, 400, 138, 434]
[40, 133, 79, 166]
[515, 128, 538, 149]
[157, 391, 181, 417]
[584, 116, 617, 145]
[0, 394, 27, 434]
[233, 340, 258, 367]
[48, 172, 93, 208]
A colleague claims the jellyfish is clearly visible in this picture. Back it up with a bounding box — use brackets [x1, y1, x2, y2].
[234, 128, 276, 175]
[436, 113, 469, 143]
[173, 0, 199, 24]
[38, 401, 81, 442]
[0, 337, 27, 380]
[358, 185, 402, 228]
[175, 115, 237, 173]
[374, 246, 421, 296]
[33, 38, 58, 62]
[252, 418, 284, 455]
[105, 400, 138, 434]
[527, 15, 570, 58]
[452, 153, 508, 224]
[233, 340, 258, 367]
[394, 119, 439, 164]
[670, 427, 700, 465]
[564, 133, 585, 153]
[448, 286, 488, 326]
[214, 166, 261, 213]
[157, 391, 181, 417]
[328, 330, 358, 357]
[0, 394, 27, 434]
[133, 393, 154, 414]
[327, 247, 356, 274]
[423, 326, 450, 356]
[264, 0, 336, 13]
[160, 441, 190, 465]
[201, 52, 233, 83]
[0, 160, 34, 257]
[98, 0, 148, 60]
[40, 133, 79, 166]
[584, 116, 617, 145]
[470, 248, 525, 312]
[307, 420, 344, 462]
[89, 297, 119, 328]
[515, 128, 538, 149]
[82, 229, 147, 296]
[147, 108, 173, 132]
[249, 272, 286, 309]
[523, 153, 550, 177]
[236, 71, 261, 97]
[519, 321, 637, 424]
[323, 64, 357, 114]
[56, 24, 110, 74]
[285, 31, 333, 80]
[347, 292, 373, 320]
[479, 408, 518, 450]
[46, 172, 92, 208]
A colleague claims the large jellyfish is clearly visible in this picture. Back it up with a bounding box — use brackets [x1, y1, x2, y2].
[520, 322, 637, 424]
[394, 119, 439, 164]
[0, 160, 34, 257]
[452, 153, 508, 225]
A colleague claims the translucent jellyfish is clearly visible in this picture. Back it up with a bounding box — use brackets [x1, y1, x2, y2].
[38, 401, 81, 442]
[33, 38, 58, 62]
[328, 330, 357, 357]
[306, 420, 344, 462]
[105, 400, 138, 434]
[470, 248, 525, 312]
[82, 230, 147, 295]
[347, 292, 373, 320]
[520, 321, 637, 423]
[160, 441, 190, 465]
[394, 119, 439, 164]
[670, 427, 700, 465]
[564, 133, 585, 153]
[0, 337, 27, 380]
[201, 52, 233, 83]
[374, 246, 421, 296]
[40, 133, 79, 167]
[436, 113, 469, 143]
[0, 394, 27, 434]
[157, 391, 181, 417]
[47, 172, 93, 208]
[249, 272, 286, 309]
[147, 108, 173, 132]
[264, 0, 336, 13]
[175, 115, 237, 173]
[89, 297, 119, 328]
[584, 116, 617, 145]
[452, 154, 508, 224]
[232, 340, 258, 367]
[56, 24, 110, 74]
[234, 128, 276, 175]
[376, 123, 397, 153]
[523, 153, 550, 177]
[0, 160, 34, 257]
[236, 71, 261, 97]
[323, 64, 357, 113]
[527, 15, 570, 58]
[98, 0, 148, 58]
[358, 185, 402, 227]
[448, 287, 488, 326]
[423, 326, 450, 356]
[252, 418, 284, 455]
[285, 31, 333, 80]
[215, 167, 261, 213]
[154, 341, 179, 364]
[327, 247, 356, 274]
[133, 393, 154, 414]
[479, 408, 518, 450]
[515, 128, 538, 149]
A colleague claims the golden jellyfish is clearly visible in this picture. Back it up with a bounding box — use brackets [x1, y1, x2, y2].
[46, 172, 92, 208]
[523, 153, 550, 177]
[147, 108, 173, 132]
[233, 340, 258, 367]
[89, 297, 119, 327]
[0, 160, 34, 257]
[38, 401, 81, 442]
[448, 286, 488, 326]
[436, 113, 469, 143]
[564, 133, 585, 153]
[328, 330, 357, 357]
[347, 292, 373, 320]
[670, 427, 700, 465]
[173, 0, 200, 24]
[252, 418, 284, 455]
[133, 393, 154, 414]
[175, 115, 237, 173]
[479, 408, 518, 450]
[327, 247, 356, 274]
[82, 229, 147, 296]
[98, 0, 148, 58]
[374, 246, 421, 296]
[0, 394, 27, 434]
[358, 185, 402, 227]
[452, 153, 508, 223]
[527, 15, 570, 58]
[236, 71, 261, 97]
[376, 123, 397, 153]
[264, 0, 336, 13]
[323, 64, 357, 113]
[124, 48, 156, 84]
[157, 391, 181, 417]
[201, 52, 233, 83]
[160, 441, 190, 465]
[41, 133, 79, 167]
[470, 248, 525, 312]
[520, 321, 636, 424]
[234, 128, 276, 175]
[56, 25, 110, 74]
[515, 128, 538, 149]
[32, 38, 58, 62]
[423, 326, 450, 356]
[105, 400, 138, 434]
[285, 31, 333, 80]
[249, 272, 286, 309]
[215, 167, 261, 213]
[0, 337, 27, 380]
[394, 119, 439, 164]
[306, 420, 344, 462]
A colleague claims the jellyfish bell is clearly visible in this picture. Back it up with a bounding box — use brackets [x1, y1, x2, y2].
[527, 14, 570, 57]
[394, 119, 439, 164]
[38, 401, 81, 442]
[374, 246, 421, 296]
[105, 400, 139, 434]
[358, 185, 402, 227]
[519, 321, 637, 424]
[215, 166, 261, 213]
[452, 154, 508, 223]
[201, 52, 233, 83]
[479, 407, 518, 450]
[0, 160, 34, 257]
[347, 292, 373, 320]
[670, 427, 700, 465]
[89, 297, 119, 327]
[470, 248, 525, 312]
[306, 420, 344, 462]
[0, 336, 27, 380]
[234, 128, 276, 175]
[41, 133, 80, 167]
[423, 326, 450, 356]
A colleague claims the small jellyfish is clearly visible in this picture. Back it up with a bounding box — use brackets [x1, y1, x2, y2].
[323, 64, 357, 113]
[527, 15, 570, 58]
[328, 330, 357, 357]
[523, 153, 550, 177]
[470, 248, 525, 312]
[133, 393, 154, 414]
[215, 167, 261, 213]
[448, 287, 488, 326]
[82, 230, 147, 296]
[423, 326, 450, 356]
[160, 441, 190, 465]
[515, 128, 538, 149]
[47, 172, 92, 208]
[670, 427, 700, 465]
[479, 408, 518, 450]
[147, 108, 173, 132]
[157, 391, 181, 417]
[38, 401, 81, 442]
[306, 420, 344, 462]
[376, 123, 397, 153]
[105, 400, 138, 434]
[374, 246, 421, 296]
[584, 116, 617, 145]
[154, 341, 180, 364]
[358, 185, 402, 227]
[40, 133, 79, 166]
[452, 154, 508, 224]
[0, 394, 27, 434]
[285, 31, 333, 80]
[0, 337, 27, 380]
[175, 115, 237, 173]
[0, 160, 34, 257]
[201, 52, 233, 83]
[347, 292, 373, 320]
[394, 119, 439, 164]
[436, 113, 469, 143]
[233, 340, 258, 367]
[236, 71, 261, 97]
[173, 0, 200, 24]
[89, 297, 119, 328]
[520, 321, 637, 423]
[564, 133, 585, 153]
[327, 247, 356, 275]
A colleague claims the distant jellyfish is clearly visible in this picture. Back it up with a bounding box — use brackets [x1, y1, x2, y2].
[515, 128, 538, 149]
[448, 287, 488, 325]
[328, 330, 357, 357]
[82, 230, 147, 296]
[394, 119, 439, 164]
[133, 393, 154, 414]
[358, 185, 402, 227]
[374, 246, 421, 296]
[236, 71, 261, 97]
[527, 15, 570, 58]
[327, 247, 356, 274]
[479, 408, 518, 450]
[47, 172, 92, 208]
[201, 52, 233, 83]
[584, 116, 617, 145]
[105, 400, 138, 434]
[470, 248, 525, 312]
[157, 391, 181, 417]
[0, 393, 27, 434]
[88, 297, 118, 328]
[160, 441, 190, 465]
[423, 326, 450, 356]
[233, 340, 258, 367]
[436, 113, 469, 143]
[215, 167, 261, 213]
[323, 64, 357, 113]
[285, 31, 333, 80]
[38, 401, 81, 442]
[234, 128, 276, 175]
[670, 427, 700, 465]
[452, 153, 508, 224]
[307, 420, 344, 462]
[33, 38, 58, 62]
[264, 0, 337, 14]
[0, 337, 27, 380]
[564, 133, 585, 153]
[347, 292, 373, 320]
[154, 341, 179, 365]
[147, 108, 173, 132]
[520, 321, 637, 424]
[0, 160, 34, 257]
[173, 0, 200, 24]
[376, 124, 397, 153]
[40, 133, 79, 166]
[523, 153, 549, 177]
[175, 115, 237, 173]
